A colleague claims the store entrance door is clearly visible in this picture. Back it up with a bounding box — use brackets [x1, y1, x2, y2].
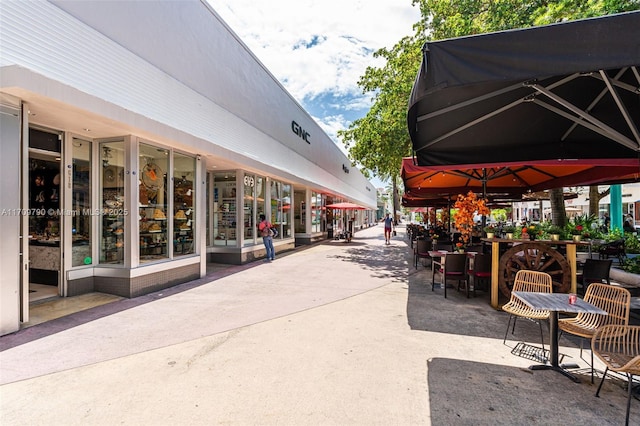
[27, 129, 63, 306]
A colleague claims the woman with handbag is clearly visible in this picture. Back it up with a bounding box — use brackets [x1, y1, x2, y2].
[258, 214, 275, 261]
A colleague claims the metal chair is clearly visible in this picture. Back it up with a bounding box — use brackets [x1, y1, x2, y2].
[578, 259, 612, 295]
[559, 283, 631, 383]
[502, 270, 553, 350]
[592, 325, 640, 426]
[432, 253, 467, 298]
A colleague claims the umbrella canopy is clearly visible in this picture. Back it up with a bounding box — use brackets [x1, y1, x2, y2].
[401, 157, 639, 198]
[407, 12, 640, 166]
[326, 202, 367, 210]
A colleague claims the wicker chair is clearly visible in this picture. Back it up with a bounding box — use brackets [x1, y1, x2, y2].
[414, 238, 433, 269]
[559, 283, 631, 383]
[502, 270, 553, 350]
[592, 325, 640, 426]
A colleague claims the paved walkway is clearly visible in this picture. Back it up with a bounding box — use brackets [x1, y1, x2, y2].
[0, 224, 637, 425]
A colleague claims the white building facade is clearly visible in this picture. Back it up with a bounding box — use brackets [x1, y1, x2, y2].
[0, 1, 376, 335]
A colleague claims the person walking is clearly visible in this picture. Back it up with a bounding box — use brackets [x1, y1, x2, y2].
[383, 213, 394, 245]
[258, 214, 275, 260]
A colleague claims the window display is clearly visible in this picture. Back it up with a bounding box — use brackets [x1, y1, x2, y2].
[173, 152, 195, 256]
[213, 173, 237, 246]
[100, 140, 126, 264]
[71, 138, 92, 266]
[138, 143, 168, 262]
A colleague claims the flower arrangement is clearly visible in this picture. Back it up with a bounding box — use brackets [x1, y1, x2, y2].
[484, 225, 497, 234]
[522, 223, 542, 235]
[455, 241, 465, 253]
[453, 191, 490, 246]
[502, 225, 516, 234]
[571, 224, 584, 235]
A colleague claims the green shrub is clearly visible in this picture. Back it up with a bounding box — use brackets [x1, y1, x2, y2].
[622, 256, 640, 274]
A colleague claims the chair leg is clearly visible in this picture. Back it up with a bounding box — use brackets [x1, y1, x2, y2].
[591, 348, 594, 384]
[625, 373, 633, 426]
[595, 367, 609, 397]
[503, 315, 513, 344]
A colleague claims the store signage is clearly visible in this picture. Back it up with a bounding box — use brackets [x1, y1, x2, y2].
[291, 120, 311, 144]
[244, 175, 255, 187]
[342, 164, 350, 174]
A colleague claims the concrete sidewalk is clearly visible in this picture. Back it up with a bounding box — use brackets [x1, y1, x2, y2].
[1, 224, 637, 425]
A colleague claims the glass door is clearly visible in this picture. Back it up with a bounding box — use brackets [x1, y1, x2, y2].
[28, 128, 63, 302]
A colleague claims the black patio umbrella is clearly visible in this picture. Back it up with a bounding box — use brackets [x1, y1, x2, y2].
[407, 12, 640, 167]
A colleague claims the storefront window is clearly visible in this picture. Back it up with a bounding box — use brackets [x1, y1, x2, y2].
[311, 191, 324, 233]
[243, 173, 255, 245]
[282, 183, 292, 237]
[213, 172, 236, 246]
[173, 152, 195, 256]
[71, 138, 92, 266]
[100, 140, 126, 264]
[138, 143, 169, 263]
[270, 181, 291, 239]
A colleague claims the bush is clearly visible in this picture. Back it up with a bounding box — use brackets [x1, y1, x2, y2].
[622, 256, 640, 274]
[625, 234, 640, 254]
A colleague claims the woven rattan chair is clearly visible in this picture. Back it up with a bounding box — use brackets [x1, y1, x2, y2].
[559, 283, 631, 383]
[414, 238, 432, 269]
[592, 325, 640, 426]
[502, 270, 553, 350]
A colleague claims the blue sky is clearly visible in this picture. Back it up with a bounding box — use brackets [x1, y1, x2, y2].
[206, 0, 420, 187]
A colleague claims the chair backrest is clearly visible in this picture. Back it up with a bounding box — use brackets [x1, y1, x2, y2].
[416, 238, 431, 254]
[512, 270, 553, 293]
[434, 242, 452, 252]
[583, 283, 631, 327]
[444, 253, 467, 274]
[473, 253, 492, 274]
[582, 259, 612, 285]
[592, 325, 640, 375]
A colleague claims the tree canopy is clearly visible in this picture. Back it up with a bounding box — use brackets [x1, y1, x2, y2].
[339, 0, 639, 182]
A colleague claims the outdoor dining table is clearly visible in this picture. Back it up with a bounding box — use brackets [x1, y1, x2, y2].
[483, 238, 594, 309]
[512, 291, 607, 383]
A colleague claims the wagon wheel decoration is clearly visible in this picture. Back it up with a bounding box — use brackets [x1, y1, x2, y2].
[498, 242, 571, 297]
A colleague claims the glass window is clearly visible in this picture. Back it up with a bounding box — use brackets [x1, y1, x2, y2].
[173, 152, 195, 256]
[138, 143, 169, 263]
[243, 173, 255, 245]
[282, 183, 292, 238]
[99, 140, 126, 264]
[213, 172, 237, 246]
[71, 138, 92, 267]
[311, 192, 324, 233]
[269, 181, 292, 239]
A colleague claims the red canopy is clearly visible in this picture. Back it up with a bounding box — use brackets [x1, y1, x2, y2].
[402, 157, 639, 197]
[326, 202, 367, 210]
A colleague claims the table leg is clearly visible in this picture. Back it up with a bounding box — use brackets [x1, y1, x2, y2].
[491, 241, 499, 309]
[529, 311, 580, 383]
[567, 243, 577, 294]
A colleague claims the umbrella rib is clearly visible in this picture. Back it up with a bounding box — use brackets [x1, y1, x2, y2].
[416, 98, 525, 152]
[416, 82, 524, 122]
[599, 70, 640, 145]
[561, 68, 628, 142]
[531, 97, 638, 152]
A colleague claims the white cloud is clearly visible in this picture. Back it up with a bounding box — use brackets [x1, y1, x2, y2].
[207, 0, 419, 107]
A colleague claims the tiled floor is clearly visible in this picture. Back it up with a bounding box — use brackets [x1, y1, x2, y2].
[25, 291, 124, 329]
[21, 263, 234, 329]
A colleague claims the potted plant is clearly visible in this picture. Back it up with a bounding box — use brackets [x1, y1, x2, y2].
[547, 225, 562, 241]
[484, 225, 497, 238]
[571, 224, 584, 242]
[503, 225, 516, 239]
[523, 223, 542, 241]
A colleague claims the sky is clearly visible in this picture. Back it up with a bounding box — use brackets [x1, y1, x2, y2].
[206, 0, 421, 187]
